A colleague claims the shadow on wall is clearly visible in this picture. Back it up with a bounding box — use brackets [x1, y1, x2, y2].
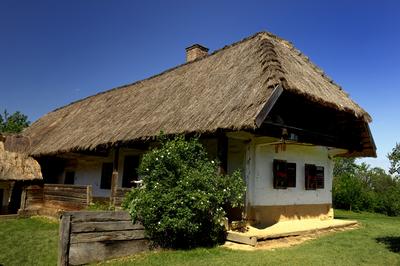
[376, 236, 400, 253]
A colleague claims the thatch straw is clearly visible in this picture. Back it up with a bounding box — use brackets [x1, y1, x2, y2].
[0, 141, 42, 181]
[21, 31, 373, 156]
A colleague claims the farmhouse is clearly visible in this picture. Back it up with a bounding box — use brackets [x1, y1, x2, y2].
[7, 32, 375, 225]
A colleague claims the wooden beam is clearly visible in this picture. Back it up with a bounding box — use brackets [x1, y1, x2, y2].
[58, 214, 71, 266]
[255, 85, 283, 127]
[217, 133, 228, 174]
[111, 147, 120, 205]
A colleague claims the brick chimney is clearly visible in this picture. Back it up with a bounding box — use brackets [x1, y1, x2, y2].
[185, 44, 209, 62]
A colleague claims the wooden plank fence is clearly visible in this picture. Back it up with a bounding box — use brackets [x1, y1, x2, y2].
[112, 187, 131, 207]
[43, 184, 92, 210]
[58, 211, 149, 265]
[21, 185, 44, 208]
[20, 184, 93, 215]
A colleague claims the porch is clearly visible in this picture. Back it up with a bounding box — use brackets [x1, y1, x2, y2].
[226, 218, 358, 246]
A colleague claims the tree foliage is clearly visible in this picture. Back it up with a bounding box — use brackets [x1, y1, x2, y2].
[388, 143, 400, 178]
[333, 156, 400, 216]
[122, 136, 246, 248]
[0, 110, 30, 133]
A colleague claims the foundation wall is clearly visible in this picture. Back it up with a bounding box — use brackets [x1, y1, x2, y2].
[248, 203, 334, 226]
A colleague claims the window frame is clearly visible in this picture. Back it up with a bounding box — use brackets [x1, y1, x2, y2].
[273, 159, 296, 189]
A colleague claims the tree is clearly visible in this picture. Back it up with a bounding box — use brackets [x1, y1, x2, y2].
[388, 143, 400, 178]
[333, 157, 358, 178]
[333, 155, 400, 216]
[123, 135, 245, 248]
[0, 110, 30, 133]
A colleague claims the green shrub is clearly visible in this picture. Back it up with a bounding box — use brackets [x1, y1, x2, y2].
[122, 136, 245, 248]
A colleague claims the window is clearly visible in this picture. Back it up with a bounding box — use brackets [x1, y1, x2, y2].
[287, 163, 296, 187]
[100, 163, 113, 189]
[305, 164, 324, 190]
[273, 160, 296, 189]
[64, 171, 75, 185]
[122, 156, 140, 188]
[316, 166, 325, 189]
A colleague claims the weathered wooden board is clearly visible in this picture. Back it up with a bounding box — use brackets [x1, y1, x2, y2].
[23, 184, 92, 213]
[113, 188, 131, 206]
[58, 211, 149, 265]
[68, 211, 132, 222]
[45, 184, 88, 190]
[44, 195, 87, 203]
[58, 214, 71, 266]
[71, 221, 144, 233]
[226, 232, 257, 246]
[43, 190, 87, 199]
[69, 239, 150, 265]
[70, 230, 145, 243]
[45, 201, 86, 211]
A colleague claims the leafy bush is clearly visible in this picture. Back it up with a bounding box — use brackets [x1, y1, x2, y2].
[123, 136, 245, 248]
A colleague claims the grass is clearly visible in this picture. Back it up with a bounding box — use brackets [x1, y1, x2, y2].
[0, 210, 399, 265]
[0, 216, 58, 266]
[98, 210, 400, 266]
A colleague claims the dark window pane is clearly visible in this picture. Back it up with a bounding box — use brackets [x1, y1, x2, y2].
[100, 163, 113, 189]
[316, 166, 324, 189]
[287, 163, 296, 187]
[64, 171, 75, 185]
[122, 156, 140, 188]
[273, 159, 288, 189]
[305, 164, 317, 190]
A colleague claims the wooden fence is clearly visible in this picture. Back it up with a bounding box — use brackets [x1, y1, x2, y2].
[21, 185, 44, 208]
[112, 187, 131, 207]
[58, 211, 149, 265]
[43, 184, 92, 210]
[20, 184, 93, 216]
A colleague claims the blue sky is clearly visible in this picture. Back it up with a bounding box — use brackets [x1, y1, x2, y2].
[0, 0, 399, 170]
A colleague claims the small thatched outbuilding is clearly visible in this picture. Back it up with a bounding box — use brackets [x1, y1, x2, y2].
[0, 136, 42, 214]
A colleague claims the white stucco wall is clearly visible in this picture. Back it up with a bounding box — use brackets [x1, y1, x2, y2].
[65, 148, 144, 197]
[73, 159, 112, 197]
[227, 138, 247, 176]
[251, 141, 333, 206]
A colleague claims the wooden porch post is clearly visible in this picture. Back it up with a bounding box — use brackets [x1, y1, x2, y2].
[110, 147, 119, 206]
[217, 133, 228, 175]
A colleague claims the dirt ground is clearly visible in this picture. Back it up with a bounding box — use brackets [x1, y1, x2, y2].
[223, 223, 359, 251]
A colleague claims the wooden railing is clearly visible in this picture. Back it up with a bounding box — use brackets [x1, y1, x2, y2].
[43, 184, 92, 210]
[112, 187, 131, 207]
[21, 184, 93, 213]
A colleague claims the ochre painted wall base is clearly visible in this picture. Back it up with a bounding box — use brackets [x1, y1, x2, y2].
[248, 204, 333, 226]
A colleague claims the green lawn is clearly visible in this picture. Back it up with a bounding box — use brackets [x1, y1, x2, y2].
[98, 210, 400, 266]
[0, 216, 58, 266]
[1, 211, 399, 266]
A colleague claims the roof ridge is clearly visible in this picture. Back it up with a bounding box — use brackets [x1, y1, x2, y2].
[43, 31, 268, 117]
[255, 32, 370, 122]
[265, 33, 345, 92]
[256, 34, 289, 90]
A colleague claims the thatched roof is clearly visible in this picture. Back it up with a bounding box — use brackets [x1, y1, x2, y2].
[21, 31, 374, 156]
[0, 141, 42, 181]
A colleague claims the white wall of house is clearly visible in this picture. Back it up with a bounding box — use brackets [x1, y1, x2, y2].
[64, 148, 144, 197]
[73, 159, 111, 197]
[250, 140, 333, 206]
[227, 138, 247, 176]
